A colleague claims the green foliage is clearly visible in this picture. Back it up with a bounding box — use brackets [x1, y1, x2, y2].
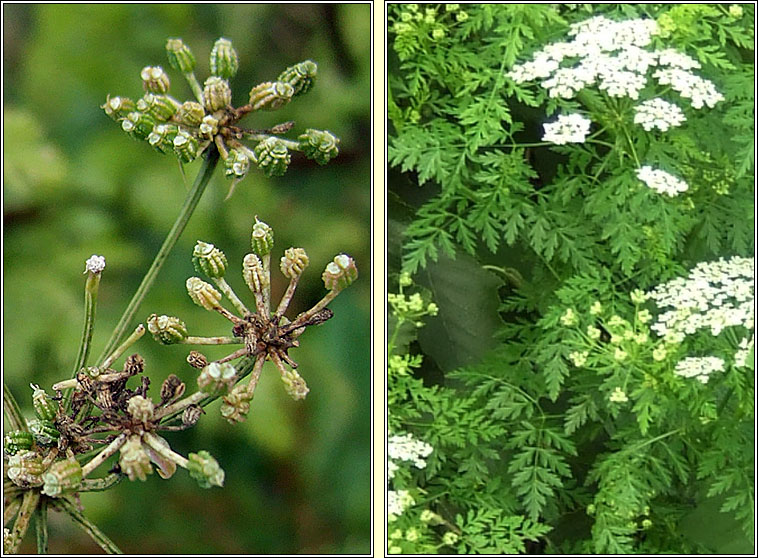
[389, 3, 754, 555]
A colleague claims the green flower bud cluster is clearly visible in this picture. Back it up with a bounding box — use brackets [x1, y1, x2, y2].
[103, 37, 339, 196]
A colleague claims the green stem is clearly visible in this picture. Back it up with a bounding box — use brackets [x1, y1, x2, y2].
[35, 498, 49, 554]
[184, 72, 204, 104]
[6, 490, 40, 554]
[72, 270, 101, 378]
[3, 382, 28, 431]
[96, 147, 220, 364]
[79, 473, 123, 492]
[56, 497, 123, 554]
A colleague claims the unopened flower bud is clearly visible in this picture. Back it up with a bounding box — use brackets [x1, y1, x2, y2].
[160, 374, 186, 405]
[243, 253, 268, 294]
[182, 404, 205, 427]
[187, 350, 209, 369]
[210, 37, 239, 79]
[137, 93, 178, 121]
[141, 66, 171, 93]
[224, 149, 250, 178]
[119, 435, 152, 481]
[186, 277, 222, 310]
[220, 384, 253, 424]
[122, 111, 157, 141]
[254, 137, 290, 176]
[102, 95, 135, 120]
[127, 395, 155, 423]
[280, 247, 309, 278]
[192, 241, 228, 278]
[299, 129, 340, 165]
[165, 38, 196, 73]
[197, 362, 237, 395]
[177, 101, 205, 127]
[42, 457, 83, 497]
[3, 431, 35, 455]
[30, 383, 57, 421]
[203, 76, 232, 112]
[277, 60, 317, 97]
[248, 81, 294, 111]
[147, 313, 188, 344]
[187, 450, 225, 488]
[251, 217, 274, 256]
[322, 254, 358, 291]
[28, 419, 60, 446]
[7, 451, 45, 488]
[147, 123, 179, 153]
[173, 130, 199, 163]
[280, 367, 309, 400]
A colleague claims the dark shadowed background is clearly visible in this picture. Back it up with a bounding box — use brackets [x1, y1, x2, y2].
[3, 3, 371, 554]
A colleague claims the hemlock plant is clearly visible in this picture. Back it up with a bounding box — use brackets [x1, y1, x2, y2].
[388, 4, 753, 555]
[3, 37, 355, 554]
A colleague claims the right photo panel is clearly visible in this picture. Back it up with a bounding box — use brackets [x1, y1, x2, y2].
[386, 3, 755, 555]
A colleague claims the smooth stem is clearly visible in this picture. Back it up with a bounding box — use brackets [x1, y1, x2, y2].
[142, 432, 188, 468]
[212, 277, 250, 316]
[82, 432, 128, 478]
[56, 497, 123, 554]
[99, 324, 145, 370]
[79, 473, 123, 492]
[154, 391, 207, 420]
[72, 271, 101, 378]
[3, 382, 28, 431]
[184, 72, 204, 104]
[181, 335, 242, 345]
[96, 147, 220, 364]
[35, 498, 49, 554]
[6, 490, 40, 554]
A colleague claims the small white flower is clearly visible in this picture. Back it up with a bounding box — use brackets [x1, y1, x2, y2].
[543, 114, 592, 145]
[569, 350, 589, 367]
[674, 356, 725, 383]
[84, 255, 106, 274]
[634, 98, 686, 132]
[590, 301, 603, 315]
[636, 166, 689, 197]
[609, 387, 628, 403]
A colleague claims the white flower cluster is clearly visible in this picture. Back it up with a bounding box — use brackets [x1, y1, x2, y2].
[84, 254, 106, 274]
[646, 256, 755, 344]
[652, 68, 725, 109]
[388, 433, 433, 480]
[542, 113, 592, 144]
[388, 489, 415, 520]
[636, 166, 689, 197]
[609, 387, 629, 403]
[507, 15, 724, 121]
[634, 98, 686, 132]
[734, 334, 754, 368]
[673, 356, 725, 383]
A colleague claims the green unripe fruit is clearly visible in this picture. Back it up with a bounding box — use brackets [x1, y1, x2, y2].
[248, 81, 294, 111]
[277, 60, 317, 97]
[254, 137, 290, 177]
[186, 277, 221, 310]
[210, 37, 239, 79]
[192, 241, 228, 278]
[298, 129, 340, 165]
[166, 38, 196, 73]
[188, 450, 225, 488]
[202, 76, 232, 112]
[4, 430, 35, 455]
[147, 314, 188, 345]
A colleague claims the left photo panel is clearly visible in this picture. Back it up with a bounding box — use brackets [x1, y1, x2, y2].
[3, 3, 372, 554]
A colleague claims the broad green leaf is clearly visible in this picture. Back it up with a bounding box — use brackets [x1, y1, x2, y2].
[416, 252, 503, 371]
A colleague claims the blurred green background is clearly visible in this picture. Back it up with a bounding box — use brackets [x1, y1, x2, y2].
[3, 3, 371, 554]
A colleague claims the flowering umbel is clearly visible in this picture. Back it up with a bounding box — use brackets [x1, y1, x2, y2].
[102, 37, 340, 198]
[150, 217, 357, 420]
